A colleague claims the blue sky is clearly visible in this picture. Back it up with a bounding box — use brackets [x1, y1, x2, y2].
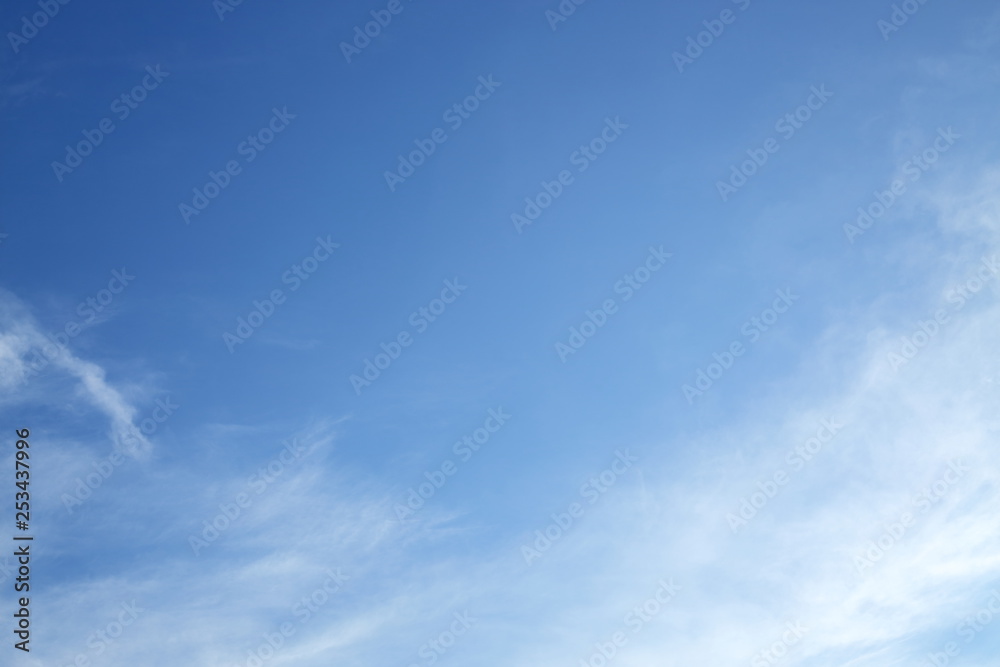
[3, 0, 1000, 665]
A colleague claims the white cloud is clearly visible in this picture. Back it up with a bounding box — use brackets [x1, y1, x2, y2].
[0, 289, 152, 457]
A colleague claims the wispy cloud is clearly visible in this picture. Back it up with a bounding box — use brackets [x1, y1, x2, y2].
[0, 289, 152, 456]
